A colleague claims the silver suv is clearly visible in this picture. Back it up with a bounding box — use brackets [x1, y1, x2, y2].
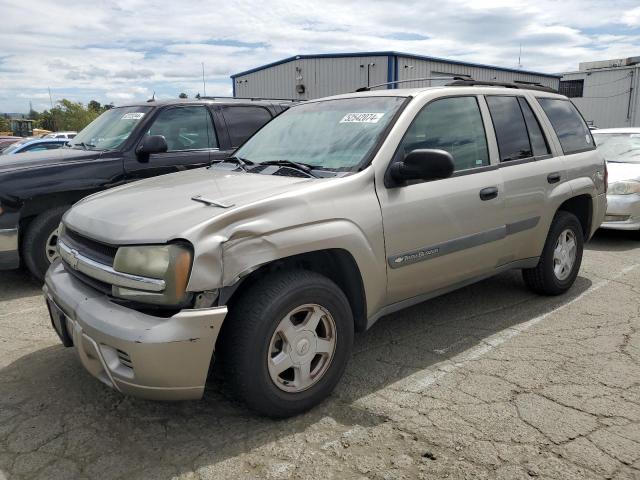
[43, 83, 607, 417]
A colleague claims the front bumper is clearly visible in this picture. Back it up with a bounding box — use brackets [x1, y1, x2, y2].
[43, 261, 227, 400]
[600, 193, 640, 231]
[0, 227, 19, 270]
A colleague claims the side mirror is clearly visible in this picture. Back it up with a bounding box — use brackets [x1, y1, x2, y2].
[389, 149, 455, 184]
[136, 135, 168, 161]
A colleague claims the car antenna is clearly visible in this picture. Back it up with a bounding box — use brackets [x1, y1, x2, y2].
[147, 91, 156, 102]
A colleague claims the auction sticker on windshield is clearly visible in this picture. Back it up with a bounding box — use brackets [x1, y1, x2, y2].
[122, 112, 145, 120]
[340, 113, 385, 124]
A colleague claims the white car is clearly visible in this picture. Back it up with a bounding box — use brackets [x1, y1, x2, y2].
[43, 131, 77, 139]
[592, 128, 640, 232]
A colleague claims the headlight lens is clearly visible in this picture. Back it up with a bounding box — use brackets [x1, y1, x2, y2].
[608, 180, 640, 195]
[112, 243, 193, 306]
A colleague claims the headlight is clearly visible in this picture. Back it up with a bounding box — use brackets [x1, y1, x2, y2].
[112, 243, 193, 306]
[608, 180, 640, 195]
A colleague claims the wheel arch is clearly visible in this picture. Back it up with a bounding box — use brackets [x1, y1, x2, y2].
[220, 248, 368, 333]
[556, 194, 592, 240]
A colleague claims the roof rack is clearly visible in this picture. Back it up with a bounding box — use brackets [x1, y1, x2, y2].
[355, 75, 472, 92]
[445, 79, 557, 93]
[198, 96, 303, 102]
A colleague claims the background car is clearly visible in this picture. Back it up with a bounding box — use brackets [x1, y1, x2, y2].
[0, 97, 293, 280]
[1, 137, 69, 155]
[0, 136, 22, 152]
[592, 128, 640, 234]
[42, 131, 77, 139]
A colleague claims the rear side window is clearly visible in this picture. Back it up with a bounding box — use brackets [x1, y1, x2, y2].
[399, 96, 489, 172]
[537, 98, 593, 154]
[517, 97, 550, 157]
[221, 106, 273, 147]
[486, 96, 532, 162]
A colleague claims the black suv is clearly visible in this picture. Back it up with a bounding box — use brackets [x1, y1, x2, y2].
[0, 97, 292, 280]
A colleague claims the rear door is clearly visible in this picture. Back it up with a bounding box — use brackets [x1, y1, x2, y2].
[484, 94, 567, 263]
[376, 95, 505, 304]
[218, 105, 274, 149]
[125, 105, 219, 179]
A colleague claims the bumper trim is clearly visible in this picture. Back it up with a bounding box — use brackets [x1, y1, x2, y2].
[0, 228, 19, 270]
[44, 261, 227, 401]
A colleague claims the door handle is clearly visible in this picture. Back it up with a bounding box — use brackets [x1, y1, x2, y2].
[547, 172, 561, 184]
[479, 186, 498, 201]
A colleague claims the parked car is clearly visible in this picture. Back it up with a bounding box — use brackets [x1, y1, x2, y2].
[592, 128, 640, 233]
[43, 131, 77, 139]
[0, 136, 21, 152]
[43, 83, 606, 417]
[0, 98, 292, 280]
[1, 138, 69, 155]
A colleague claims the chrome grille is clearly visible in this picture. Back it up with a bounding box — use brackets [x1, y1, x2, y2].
[61, 228, 118, 266]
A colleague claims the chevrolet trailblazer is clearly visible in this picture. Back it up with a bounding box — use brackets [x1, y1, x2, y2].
[43, 81, 606, 417]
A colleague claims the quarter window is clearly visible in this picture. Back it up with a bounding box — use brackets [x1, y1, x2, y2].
[221, 106, 273, 147]
[399, 96, 489, 172]
[486, 96, 532, 162]
[537, 98, 594, 154]
[147, 106, 217, 151]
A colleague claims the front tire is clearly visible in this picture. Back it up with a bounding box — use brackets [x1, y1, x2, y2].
[522, 211, 584, 295]
[220, 270, 354, 417]
[22, 207, 68, 282]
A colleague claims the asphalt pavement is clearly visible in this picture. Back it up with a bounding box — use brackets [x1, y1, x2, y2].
[0, 229, 639, 480]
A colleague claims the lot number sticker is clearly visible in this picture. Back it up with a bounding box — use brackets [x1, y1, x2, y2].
[340, 112, 385, 124]
[122, 112, 145, 120]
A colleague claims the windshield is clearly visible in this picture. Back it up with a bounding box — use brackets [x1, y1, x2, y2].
[234, 97, 406, 171]
[593, 133, 640, 164]
[68, 106, 152, 151]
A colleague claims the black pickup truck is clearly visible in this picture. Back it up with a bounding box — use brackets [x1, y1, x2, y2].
[0, 97, 292, 280]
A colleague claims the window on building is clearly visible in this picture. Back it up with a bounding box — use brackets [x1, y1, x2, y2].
[486, 96, 533, 162]
[221, 106, 273, 147]
[399, 96, 489, 172]
[558, 79, 584, 98]
[537, 98, 594, 154]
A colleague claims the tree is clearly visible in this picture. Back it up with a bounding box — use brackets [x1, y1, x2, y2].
[88, 100, 102, 113]
[178, 92, 188, 99]
[0, 115, 10, 132]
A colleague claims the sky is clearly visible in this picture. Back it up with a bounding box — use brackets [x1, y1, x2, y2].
[1, 0, 640, 113]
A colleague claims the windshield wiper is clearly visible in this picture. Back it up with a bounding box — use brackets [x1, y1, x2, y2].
[255, 160, 319, 178]
[210, 156, 254, 171]
[71, 142, 96, 150]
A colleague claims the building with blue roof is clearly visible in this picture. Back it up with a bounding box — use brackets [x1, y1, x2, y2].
[231, 51, 560, 99]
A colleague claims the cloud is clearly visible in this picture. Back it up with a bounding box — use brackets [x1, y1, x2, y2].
[0, 0, 639, 112]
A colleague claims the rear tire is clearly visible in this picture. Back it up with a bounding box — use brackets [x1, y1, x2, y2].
[22, 207, 68, 282]
[220, 270, 354, 417]
[522, 211, 584, 296]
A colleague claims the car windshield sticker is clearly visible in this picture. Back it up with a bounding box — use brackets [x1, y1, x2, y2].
[122, 112, 145, 120]
[340, 113, 385, 124]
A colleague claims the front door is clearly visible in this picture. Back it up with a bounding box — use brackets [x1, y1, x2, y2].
[125, 105, 221, 180]
[376, 95, 505, 304]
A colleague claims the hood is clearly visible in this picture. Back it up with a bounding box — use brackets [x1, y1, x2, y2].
[606, 161, 640, 183]
[64, 167, 315, 244]
[0, 147, 100, 174]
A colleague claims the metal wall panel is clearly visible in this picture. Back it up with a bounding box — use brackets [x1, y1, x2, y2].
[232, 54, 560, 100]
[561, 67, 640, 128]
[233, 56, 390, 100]
[395, 56, 560, 90]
